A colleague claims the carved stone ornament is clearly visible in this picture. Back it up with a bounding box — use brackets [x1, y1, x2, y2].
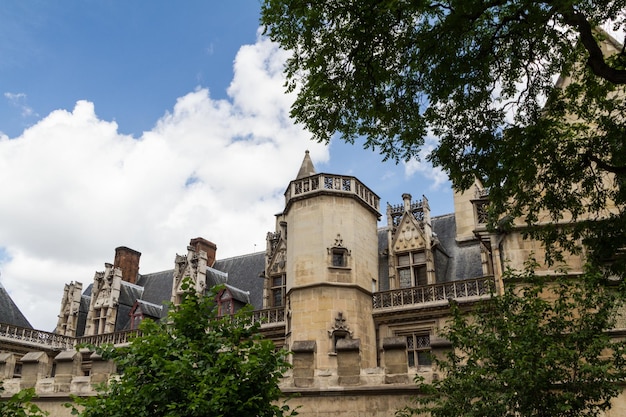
[328, 312, 353, 338]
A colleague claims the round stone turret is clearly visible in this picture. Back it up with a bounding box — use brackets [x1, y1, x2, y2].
[278, 151, 381, 370]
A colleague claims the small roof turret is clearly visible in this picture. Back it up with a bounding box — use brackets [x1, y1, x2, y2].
[296, 150, 316, 179]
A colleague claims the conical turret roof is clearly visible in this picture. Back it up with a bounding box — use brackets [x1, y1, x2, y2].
[296, 150, 316, 179]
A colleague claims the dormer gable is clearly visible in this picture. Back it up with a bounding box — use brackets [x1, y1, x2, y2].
[391, 213, 429, 253]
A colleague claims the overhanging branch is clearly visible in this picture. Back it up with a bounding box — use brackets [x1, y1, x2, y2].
[560, 6, 626, 84]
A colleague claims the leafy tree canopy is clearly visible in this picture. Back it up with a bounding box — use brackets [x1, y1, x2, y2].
[398, 264, 626, 417]
[0, 383, 48, 417]
[261, 0, 626, 271]
[69, 283, 294, 417]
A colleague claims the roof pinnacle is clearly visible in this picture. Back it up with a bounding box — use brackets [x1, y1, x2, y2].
[295, 150, 317, 179]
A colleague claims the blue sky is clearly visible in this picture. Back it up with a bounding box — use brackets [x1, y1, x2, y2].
[0, 1, 453, 330]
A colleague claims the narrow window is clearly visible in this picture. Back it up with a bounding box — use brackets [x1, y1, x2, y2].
[398, 268, 412, 288]
[406, 333, 432, 367]
[270, 274, 286, 307]
[414, 264, 428, 287]
[13, 362, 22, 378]
[332, 249, 347, 267]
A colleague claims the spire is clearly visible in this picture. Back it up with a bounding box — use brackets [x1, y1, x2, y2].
[295, 150, 316, 179]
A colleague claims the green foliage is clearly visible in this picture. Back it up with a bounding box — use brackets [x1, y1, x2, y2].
[261, 0, 626, 272]
[0, 382, 49, 417]
[398, 265, 626, 417]
[69, 282, 295, 417]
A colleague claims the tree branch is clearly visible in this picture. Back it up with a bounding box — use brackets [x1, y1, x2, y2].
[560, 6, 626, 84]
[585, 151, 626, 175]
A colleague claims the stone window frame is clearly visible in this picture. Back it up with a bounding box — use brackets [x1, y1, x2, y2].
[391, 323, 435, 369]
[396, 251, 427, 288]
[93, 306, 109, 335]
[269, 273, 286, 307]
[403, 332, 432, 368]
[327, 234, 351, 270]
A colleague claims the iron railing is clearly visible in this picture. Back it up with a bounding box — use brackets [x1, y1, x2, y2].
[373, 276, 495, 309]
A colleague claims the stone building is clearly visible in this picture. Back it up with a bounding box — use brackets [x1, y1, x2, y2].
[1, 149, 624, 416]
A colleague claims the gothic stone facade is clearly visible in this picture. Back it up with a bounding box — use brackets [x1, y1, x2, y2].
[1, 151, 624, 417]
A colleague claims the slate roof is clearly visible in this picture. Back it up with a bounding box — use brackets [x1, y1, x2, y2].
[135, 270, 174, 315]
[213, 252, 265, 310]
[0, 282, 32, 328]
[134, 299, 164, 319]
[432, 214, 483, 281]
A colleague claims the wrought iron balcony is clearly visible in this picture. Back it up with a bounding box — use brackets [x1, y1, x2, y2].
[372, 276, 495, 310]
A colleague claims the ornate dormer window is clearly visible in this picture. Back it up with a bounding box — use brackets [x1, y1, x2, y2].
[328, 234, 351, 268]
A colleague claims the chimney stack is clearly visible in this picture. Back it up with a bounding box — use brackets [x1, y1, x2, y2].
[114, 246, 142, 284]
[189, 237, 217, 267]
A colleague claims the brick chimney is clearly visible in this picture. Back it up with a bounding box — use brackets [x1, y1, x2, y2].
[114, 246, 142, 284]
[189, 237, 217, 267]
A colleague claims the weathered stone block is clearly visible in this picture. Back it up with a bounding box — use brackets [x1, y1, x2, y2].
[337, 338, 360, 385]
[90, 352, 115, 385]
[430, 336, 452, 361]
[382, 336, 408, 377]
[292, 340, 316, 387]
[0, 352, 16, 380]
[20, 351, 49, 389]
[54, 350, 81, 392]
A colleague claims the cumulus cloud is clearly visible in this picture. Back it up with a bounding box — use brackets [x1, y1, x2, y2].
[0, 34, 328, 331]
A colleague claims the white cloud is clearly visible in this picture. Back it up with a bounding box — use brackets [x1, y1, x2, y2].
[0, 34, 328, 331]
[4, 91, 36, 117]
[403, 136, 448, 190]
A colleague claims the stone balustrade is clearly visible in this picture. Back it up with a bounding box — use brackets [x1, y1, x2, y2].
[285, 173, 380, 214]
[0, 323, 140, 352]
[252, 306, 286, 326]
[372, 276, 495, 310]
[0, 323, 75, 351]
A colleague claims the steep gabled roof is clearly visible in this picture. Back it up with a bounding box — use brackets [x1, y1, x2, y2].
[213, 252, 265, 310]
[0, 282, 32, 328]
